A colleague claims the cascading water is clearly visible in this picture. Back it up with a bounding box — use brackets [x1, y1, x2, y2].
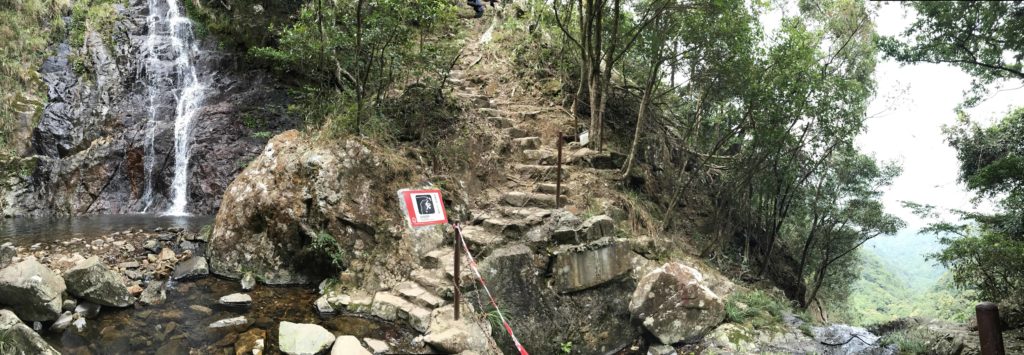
[140, 0, 207, 215]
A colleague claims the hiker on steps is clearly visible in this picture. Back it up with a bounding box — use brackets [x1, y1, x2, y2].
[467, 0, 495, 18]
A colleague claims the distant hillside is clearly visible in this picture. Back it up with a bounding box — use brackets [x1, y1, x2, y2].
[848, 231, 972, 325]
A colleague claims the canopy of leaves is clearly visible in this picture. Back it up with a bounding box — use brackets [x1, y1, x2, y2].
[911, 108, 1024, 305]
[877, 1, 1024, 106]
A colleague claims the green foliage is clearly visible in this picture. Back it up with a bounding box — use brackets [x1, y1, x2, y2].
[310, 231, 347, 270]
[846, 249, 972, 325]
[69, 0, 122, 50]
[0, 0, 70, 154]
[560, 341, 573, 354]
[724, 290, 792, 331]
[878, 2, 1024, 106]
[901, 108, 1024, 306]
[249, 0, 460, 138]
[878, 327, 930, 355]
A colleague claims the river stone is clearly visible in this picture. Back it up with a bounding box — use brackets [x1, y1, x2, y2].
[236, 328, 267, 355]
[363, 338, 389, 354]
[0, 309, 61, 354]
[278, 321, 335, 355]
[50, 311, 75, 332]
[315, 295, 334, 315]
[241, 272, 256, 291]
[648, 344, 678, 355]
[331, 335, 372, 355]
[0, 259, 66, 321]
[140, 281, 166, 305]
[629, 262, 725, 344]
[209, 316, 248, 328]
[143, 240, 161, 253]
[63, 256, 133, 307]
[172, 256, 209, 280]
[0, 243, 16, 268]
[62, 298, 77, 312]
[74, 302, 101, 319]
[218, 293, 252, 307]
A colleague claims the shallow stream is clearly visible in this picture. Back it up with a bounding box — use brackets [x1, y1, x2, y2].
[1, 215, 421, 354]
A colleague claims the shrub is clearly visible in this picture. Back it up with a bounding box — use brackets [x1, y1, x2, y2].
[878, 327, 930, 354]
[724, 289, 792, 331]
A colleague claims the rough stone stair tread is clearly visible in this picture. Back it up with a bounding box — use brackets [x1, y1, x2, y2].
[501, 191, 556, 208]
[395, 281, 446, 309]
[458, 225, 504, 256]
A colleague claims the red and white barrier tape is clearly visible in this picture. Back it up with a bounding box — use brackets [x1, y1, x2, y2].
[455, 224, 529, 355]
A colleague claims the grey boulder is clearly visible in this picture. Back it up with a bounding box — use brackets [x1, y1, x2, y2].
[63, 256, 133, 307]
[0, 259, 66, 321]
[0, 309, 60, 354]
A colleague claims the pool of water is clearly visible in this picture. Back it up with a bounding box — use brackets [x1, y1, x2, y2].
[0, 214, 213, 245]
[4, 215, 419, 354]
[44, 277, 420, 354]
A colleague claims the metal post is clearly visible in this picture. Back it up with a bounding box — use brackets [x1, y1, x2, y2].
[556, 131, 563, 209]
[453, 224, 462, 321]
[977, 302, 1005, 355]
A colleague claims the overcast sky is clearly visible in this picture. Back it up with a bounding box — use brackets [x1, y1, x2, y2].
[857, 2, 1024, 231]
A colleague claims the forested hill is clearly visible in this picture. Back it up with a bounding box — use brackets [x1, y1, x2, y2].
[0, 0, 1023, 353]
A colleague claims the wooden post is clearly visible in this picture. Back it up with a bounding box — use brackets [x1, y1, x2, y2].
[977, 302, 1005, 355]
[453, 224, 462, 320]
[556, 131, 563, 209]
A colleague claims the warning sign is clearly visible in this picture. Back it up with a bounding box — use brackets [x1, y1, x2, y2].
[398, 189, 448, 227]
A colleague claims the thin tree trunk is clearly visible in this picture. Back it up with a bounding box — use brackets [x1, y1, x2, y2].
[622, 61, 659, 178]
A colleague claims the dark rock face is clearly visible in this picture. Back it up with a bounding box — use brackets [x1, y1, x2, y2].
[4, 0, 295, 216]
[475, 244, 641, 355]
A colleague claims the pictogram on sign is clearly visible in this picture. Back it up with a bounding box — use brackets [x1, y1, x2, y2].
[398, 189, 448, 227]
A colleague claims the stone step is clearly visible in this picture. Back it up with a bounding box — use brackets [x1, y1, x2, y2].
[422, 247, 453, 270]
[458, 225, 504, 258]
[512, 164, 568, 181]
[370, 292, 431, 333]
[507, 127, 530, 138]
[479, 107, 516, 117]
[511, 137, 542, 151]
[501, 191, 556, 208]
[411, 268, 453, 299]
[480, 216, 532, 239]
[394, 281, 446, 309]
[535, 183, 568, 195]
[521, 149, 557, 165]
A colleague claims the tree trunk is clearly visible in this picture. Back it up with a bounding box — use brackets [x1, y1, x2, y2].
[622, 62, 659, 178]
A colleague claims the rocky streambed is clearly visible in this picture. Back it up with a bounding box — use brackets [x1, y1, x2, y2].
[0, 221, 422, 354]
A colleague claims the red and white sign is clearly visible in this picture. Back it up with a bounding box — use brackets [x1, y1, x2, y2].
[399, 189, 448, 227]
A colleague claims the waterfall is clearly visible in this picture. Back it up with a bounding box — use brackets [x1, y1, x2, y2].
[140, 0, 207, 215]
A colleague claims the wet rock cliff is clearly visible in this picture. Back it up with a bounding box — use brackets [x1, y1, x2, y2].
[2, 0, 294, 217]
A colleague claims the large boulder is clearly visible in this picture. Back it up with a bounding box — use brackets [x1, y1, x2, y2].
[0, 309, 61, 354]
[278, 321, 336, 355]
[473, 243, 640, 354]
[63, 256, 133, 307]
[207, 131, 418, 285]
[0, 259, 66, 321]
[629, 262, 725, 344]
[551, 238, 634, 293]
